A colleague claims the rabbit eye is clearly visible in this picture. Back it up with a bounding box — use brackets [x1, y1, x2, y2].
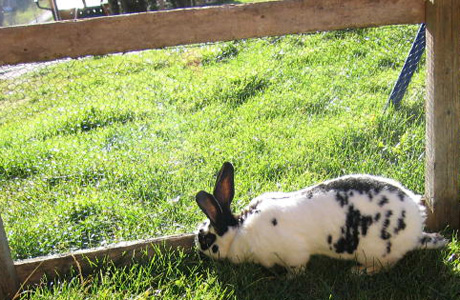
[205, 234, 216, 246]
[198, 233, 216, 250]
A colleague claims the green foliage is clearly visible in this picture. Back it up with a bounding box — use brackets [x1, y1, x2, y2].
[0, 25, 458, 299]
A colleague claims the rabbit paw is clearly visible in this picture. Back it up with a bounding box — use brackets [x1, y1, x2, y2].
[286, 265, 307, 279]
[351, 263, 386, 275]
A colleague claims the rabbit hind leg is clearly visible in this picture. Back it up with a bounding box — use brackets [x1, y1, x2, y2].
[351, 257, 398, 275]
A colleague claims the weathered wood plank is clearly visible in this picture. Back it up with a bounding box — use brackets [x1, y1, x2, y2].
[14, 233, 195, 287]
[0, 215, 20, 300]
[425, 0, 460, 230]
[0, 0, 425, 65]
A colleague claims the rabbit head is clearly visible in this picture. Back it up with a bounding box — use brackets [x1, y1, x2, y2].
[195, 162, 239, 259]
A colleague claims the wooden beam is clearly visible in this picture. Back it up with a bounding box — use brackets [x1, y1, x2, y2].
[14, 233, 195, 287]
[0, 215, 20, 300]
[0, 0, 425, 66]
[425, 0, 460, 230]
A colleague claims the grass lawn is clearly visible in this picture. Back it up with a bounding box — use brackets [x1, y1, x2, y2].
[1, 25, 459, 299]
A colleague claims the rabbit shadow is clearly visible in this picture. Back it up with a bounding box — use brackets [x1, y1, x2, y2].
[200, 247, 459, 300]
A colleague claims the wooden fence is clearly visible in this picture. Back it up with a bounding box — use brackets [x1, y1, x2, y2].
[0, 0, 459, 299]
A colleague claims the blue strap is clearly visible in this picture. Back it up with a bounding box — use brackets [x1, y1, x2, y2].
[387, 24, 426, 108]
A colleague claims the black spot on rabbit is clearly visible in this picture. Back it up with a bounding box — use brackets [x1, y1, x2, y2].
[314, 177, 406, 208]
[360, 216, 373, 236]
[333, 205, 374, 254]
[386, 241, 392, 254]
[335, 191, 349, 207]
[249, 200, 262, 211]
[272, 218, 278, 226]
[239, 201, 262, 224]
[327, 235, 333, 250]
[212, 245, 219, 253]
[378, 196, 389, 207]
[367, 191, 374, 201]
[318, 177, 408, 203]
[380, 214, 392, 240]
[317, 177, 384, 195]
[394, 210, 407, 234]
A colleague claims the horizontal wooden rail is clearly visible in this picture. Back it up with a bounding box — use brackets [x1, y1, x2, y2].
[14, 233, 195, 286]
[0, 0, 424, 65]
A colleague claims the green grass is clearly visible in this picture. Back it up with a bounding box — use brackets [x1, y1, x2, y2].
[22, 243, 460, 300]
[1, 25, 459, 299]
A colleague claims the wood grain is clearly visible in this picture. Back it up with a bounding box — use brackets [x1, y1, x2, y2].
[425, 0, 460, 230]
[14, 233, 195, 287]
[0, 215, 19, 300]
[0, 0, 425, 65]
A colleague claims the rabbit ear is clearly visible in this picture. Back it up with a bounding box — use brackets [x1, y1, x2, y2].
[213, 162, 235, 213]
[196, 190, 223, 228]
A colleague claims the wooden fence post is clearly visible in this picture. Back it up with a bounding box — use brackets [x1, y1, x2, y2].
[425, 0, 460, 231]
[0, 214, 19, 300]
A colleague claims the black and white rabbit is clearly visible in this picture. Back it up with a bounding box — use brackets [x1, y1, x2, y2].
[195, 162, 447, 275]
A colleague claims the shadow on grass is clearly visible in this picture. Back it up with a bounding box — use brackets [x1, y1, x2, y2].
[205, 242, 459, 300]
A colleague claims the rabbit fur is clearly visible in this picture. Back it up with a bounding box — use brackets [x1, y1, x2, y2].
[195, 162, 447, 275]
